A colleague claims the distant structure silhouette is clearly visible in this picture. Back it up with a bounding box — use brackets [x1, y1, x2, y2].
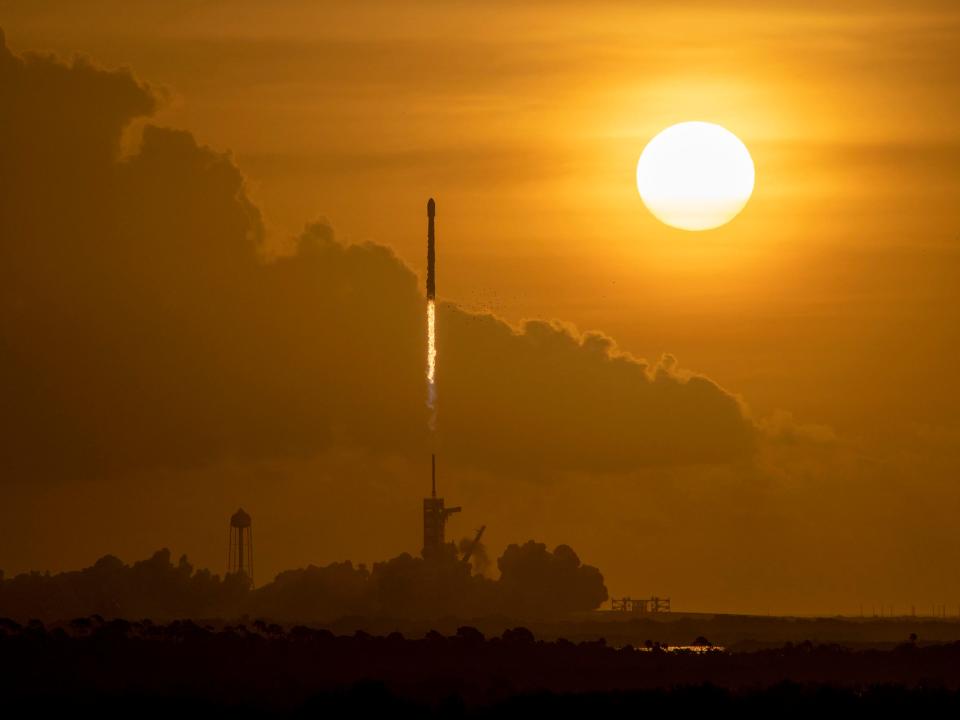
[462, 525, 486, 565]
[611, 596, 671, 614]
[422, 455, 460, 559]
[227, 508, 254, 586]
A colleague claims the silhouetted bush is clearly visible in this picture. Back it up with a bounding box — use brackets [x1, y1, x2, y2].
[0, 541, 607, 622]
[250, 561, 372, 620]
[0, 550, 248, 620]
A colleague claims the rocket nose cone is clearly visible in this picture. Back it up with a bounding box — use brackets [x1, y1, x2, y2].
[427, 198, 435, 217]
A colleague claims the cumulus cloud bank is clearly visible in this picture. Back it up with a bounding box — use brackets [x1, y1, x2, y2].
[0, 29, 755, 482]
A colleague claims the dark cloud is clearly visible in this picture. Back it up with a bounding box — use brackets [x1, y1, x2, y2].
[439, 317, 754, 472]
[0, 30, 755, 483]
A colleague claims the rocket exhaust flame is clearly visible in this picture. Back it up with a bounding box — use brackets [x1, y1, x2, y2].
[427, 299, 437, 413]
[426, 198, 437, 429]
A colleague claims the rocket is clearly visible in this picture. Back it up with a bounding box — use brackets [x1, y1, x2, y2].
[426, 198, 436, 300]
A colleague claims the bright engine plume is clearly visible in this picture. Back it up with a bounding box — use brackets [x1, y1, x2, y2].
[427, 299, 437, 405]
[426, 198, 437, 427]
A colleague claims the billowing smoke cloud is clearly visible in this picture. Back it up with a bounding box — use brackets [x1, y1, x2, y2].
[497, 542, 608, 616]
[0, 30, 755, 484]
[458, 535, 490, 575]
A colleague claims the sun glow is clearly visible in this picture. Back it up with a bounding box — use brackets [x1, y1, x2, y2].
[637, 121, 755, 231]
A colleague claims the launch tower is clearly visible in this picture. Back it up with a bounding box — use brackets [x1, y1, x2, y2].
[422, 454, 460, 559]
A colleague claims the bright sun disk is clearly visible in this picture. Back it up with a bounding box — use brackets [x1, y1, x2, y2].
[637, 121, 755, 231]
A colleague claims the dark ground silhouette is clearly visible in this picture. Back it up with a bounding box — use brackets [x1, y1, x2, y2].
[3, 618, 960, 715]
[5, 549, 960, 715]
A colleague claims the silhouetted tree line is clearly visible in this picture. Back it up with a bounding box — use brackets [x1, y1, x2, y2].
[2, 619, 960, 714]
[0, 541, 607, 622]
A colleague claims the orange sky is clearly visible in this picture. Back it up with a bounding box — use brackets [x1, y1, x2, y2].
[1, 1, 959, 615]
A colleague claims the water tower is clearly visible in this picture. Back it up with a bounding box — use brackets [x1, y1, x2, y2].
[227, 507, 254, 586]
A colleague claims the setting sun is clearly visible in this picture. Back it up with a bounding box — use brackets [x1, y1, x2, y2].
[637, 121, 755, 231]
